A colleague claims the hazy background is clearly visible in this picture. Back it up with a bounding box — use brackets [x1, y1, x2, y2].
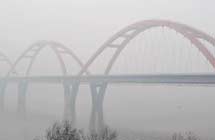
[1, 0, 215, 59]
[0, 0, 215, 140]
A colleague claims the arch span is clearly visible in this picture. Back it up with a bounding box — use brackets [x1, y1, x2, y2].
[78, 20, 215, 132]
[7, 40, 90, 76]
[79, 20, 215, 75]
[5, 41, 89, 122]
[0, 50, 13, 111]
[0, 51, 14, 75]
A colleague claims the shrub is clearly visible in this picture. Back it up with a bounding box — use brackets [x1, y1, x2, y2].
[172, 131, 200, 140]
[34, 121, 118, 140]
[88, 127, 117, 140]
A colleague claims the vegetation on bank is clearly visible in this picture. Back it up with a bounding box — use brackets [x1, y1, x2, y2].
[34, 121, 117, 140]
[172, 132, 200, 140]
[34, 121, 202, 140]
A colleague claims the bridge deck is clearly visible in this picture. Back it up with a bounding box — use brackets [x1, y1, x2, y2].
[1, 74, 215, 85]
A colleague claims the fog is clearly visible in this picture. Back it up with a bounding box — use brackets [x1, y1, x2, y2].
[1, 0, 215, 57]
[0, 0, 215, 140]
[2, 84, 215, 139]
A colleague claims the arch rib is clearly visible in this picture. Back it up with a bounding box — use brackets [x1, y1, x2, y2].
[0, 51, 14, 75]
[7, 40, 90, 77]
[79, 20, 215, 75]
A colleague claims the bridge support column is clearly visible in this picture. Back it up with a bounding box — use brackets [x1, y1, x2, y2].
[0, 80, 6, 112]
[63, 81, 79, 127]
[89, 82, 107, 134]
[17, 80, 28, 117]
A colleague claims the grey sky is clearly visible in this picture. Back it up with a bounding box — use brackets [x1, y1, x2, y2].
[0, 0, 214, 57]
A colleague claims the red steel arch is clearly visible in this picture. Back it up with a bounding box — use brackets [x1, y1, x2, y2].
[7, 40, 89, 76]
[79, 20, 215, 75]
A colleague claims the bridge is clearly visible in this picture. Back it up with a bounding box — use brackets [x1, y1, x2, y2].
[1, 20, 215, 133]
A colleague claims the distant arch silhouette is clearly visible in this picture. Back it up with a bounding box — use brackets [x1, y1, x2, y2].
[0, 51, 14, 75]
[8, 40, 90, 76]
[5, 41, 90, 123]
[79, 20, 215, 75]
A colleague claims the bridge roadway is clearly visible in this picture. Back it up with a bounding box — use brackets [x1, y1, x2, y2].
[1, 74, 215, 133]
[1, 74, 215, 85]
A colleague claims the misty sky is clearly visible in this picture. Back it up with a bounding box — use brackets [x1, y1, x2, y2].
[0, 0, 215, 60]
[1, 1, 215, 139]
